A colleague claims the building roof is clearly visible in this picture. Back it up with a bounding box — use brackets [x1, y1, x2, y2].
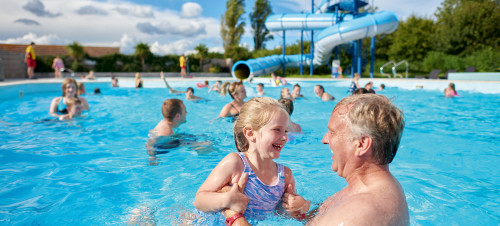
[0, 44, 120, 57]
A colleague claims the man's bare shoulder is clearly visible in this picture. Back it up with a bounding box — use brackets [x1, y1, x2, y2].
[314, 179, 408, 225]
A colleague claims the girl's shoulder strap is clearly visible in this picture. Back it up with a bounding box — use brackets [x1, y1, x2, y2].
[237, 152, 251, 173]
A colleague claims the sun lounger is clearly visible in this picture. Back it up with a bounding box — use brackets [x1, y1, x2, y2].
[465, 66, 476, 72]
[426, 69, 441, 79]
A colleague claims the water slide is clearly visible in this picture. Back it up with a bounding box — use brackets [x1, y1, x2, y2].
[231, 1, 399, 80]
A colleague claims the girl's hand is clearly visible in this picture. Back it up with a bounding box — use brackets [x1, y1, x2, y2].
[282, 184, 310, 217]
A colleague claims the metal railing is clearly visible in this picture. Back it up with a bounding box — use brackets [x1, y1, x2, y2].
[392, 60, 408, 78]
[380, 60, 395, 78]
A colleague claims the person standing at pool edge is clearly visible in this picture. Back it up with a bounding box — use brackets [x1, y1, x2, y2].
[52, 56, 64, 79]
[180, 54, 188, 78]
[25, 42, 36, 79]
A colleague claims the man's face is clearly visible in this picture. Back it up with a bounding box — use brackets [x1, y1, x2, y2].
[256, 85, 263, 92]
[322, 106, 355, 176]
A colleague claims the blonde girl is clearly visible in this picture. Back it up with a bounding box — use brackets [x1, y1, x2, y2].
[195, 97, 310, 223]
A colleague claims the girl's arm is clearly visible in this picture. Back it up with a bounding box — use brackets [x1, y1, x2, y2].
[194, 153, 248, 213]
[281, 167, 310, 219]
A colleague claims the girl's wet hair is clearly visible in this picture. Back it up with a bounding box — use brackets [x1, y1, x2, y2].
[233, 97, 289, 152]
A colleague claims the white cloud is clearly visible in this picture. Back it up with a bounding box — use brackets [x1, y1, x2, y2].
[0, 32, 68, 45]
[0, 0, 222, 56]
[150, 39, 194, 55]
[181, 2, 202, 18]
[112, 34, 136, 54]
[113, 6, 154, 18]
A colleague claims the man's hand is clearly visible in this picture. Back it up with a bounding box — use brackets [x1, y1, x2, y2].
[223, 173, 249, 214]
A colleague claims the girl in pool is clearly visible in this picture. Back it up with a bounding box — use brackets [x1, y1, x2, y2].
[219, 81, 247, 118]
[49, 77, 89, 117]
[444, 82, 459, 97]
[195, 97, 310, 223]
[280, 87, 294, 101]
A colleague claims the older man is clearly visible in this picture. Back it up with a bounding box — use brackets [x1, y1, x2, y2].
[310, 94, 409, 225]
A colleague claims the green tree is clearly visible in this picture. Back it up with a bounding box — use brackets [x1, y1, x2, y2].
[388, 15, 436, 63]
[66, 42, 85, 62]
[221, 0, 245, 53]
[134, 42, 152, 72]
[250, 0, 273, 50]
[195, 43, 209, 71]
[434, 0, 500, 55]
[66, 42, 86, 71]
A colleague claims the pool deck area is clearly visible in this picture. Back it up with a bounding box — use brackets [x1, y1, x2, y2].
[1, 77, 499, 100]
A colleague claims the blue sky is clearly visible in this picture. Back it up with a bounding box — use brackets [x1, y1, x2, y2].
[0, 0, 443, 55]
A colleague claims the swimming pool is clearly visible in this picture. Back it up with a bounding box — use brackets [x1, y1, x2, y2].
[0, 80, 499, 225]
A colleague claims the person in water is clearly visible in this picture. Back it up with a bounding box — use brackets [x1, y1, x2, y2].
[49, 78, 89, 118]
[111, 76, 119, 87]
[219, 81, 247, 118]
[185, 87, 204, 101]
[77, 82, 86, 96]
[314, 85, 335, 101]
[444, 82, 459, 97]
[278, 98, 301, 133]
[135, 73, 143, 88]
[280, 87, 294, 101]
[58, 97, 84, 120]
[209, 80, 222, 93]
[291, 84, 305, 99]
[375, 84, 385, 91]
[195, 97, 310, 224]
[256, 83, 265, 96]
[364, 81, 376, 94]
[151, 99, 187, 137]
[308, 94, 409, 225]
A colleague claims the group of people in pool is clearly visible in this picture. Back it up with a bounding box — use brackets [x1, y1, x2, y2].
[144, 78, 408, 225]
[49, 75, 423, 225]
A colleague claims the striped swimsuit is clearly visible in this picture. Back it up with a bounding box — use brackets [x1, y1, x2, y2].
[237, 152, 286, 220]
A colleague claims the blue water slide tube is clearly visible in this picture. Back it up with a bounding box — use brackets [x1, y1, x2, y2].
[314, 11, 398, 65]
[230, 10, 398, 79]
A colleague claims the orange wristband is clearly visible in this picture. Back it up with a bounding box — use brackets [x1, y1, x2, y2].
[225, 213, 244, 226]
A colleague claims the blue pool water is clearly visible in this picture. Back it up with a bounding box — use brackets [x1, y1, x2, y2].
[0, 81, 499, 225]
